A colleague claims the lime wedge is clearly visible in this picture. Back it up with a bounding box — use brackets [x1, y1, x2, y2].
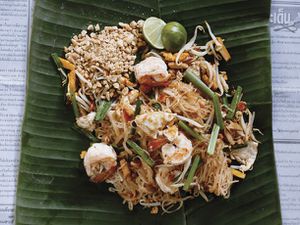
[143, 17, 166, 49]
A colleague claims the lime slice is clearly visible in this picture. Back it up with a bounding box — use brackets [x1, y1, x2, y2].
[143, 17, 166, 49]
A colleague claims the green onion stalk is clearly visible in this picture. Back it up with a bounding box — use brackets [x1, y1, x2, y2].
[183, 155, 201, 191]
[207, 124, 220, 155]
[72, 124, 99, 143]
[127, 140, 155, 167]
[51, 53, 68, 85]
[95, 100, 112, 121]
[226, 86, 242, 120]
[184, 68, 224, 130]
[178, 121, 204, 141]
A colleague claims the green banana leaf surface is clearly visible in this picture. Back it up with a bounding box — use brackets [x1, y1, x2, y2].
[16, 0, 282, 224]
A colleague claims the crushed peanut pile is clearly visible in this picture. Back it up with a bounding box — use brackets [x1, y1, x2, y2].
[64, 21, 146, 100]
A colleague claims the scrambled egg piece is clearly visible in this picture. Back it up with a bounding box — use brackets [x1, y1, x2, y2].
[135, 112, 174, 138]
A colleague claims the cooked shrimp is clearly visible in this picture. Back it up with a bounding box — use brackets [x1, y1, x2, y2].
[134, 56, 170, 87]
[84, 143, 117, 183]
[161, 132, 193, 165]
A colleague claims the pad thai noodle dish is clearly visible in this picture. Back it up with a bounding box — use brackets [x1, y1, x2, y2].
[51, 17, 260, 214]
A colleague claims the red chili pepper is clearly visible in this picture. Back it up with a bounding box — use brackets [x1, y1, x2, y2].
[123, 110, 133, 122]
[148, 137, 168, 151]
[158, 93, 167, 103]
[140, 84, 152, 93]
[237, 101, 247, 112]
[89, 101, 95, 111]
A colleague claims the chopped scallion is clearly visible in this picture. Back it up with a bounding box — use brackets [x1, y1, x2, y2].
[183, 155, 201, 191]
[134, 99, 142, 116]
[72, 124, 99, 143]
[207, 124, 220, 155]
[212, 95, 224, 130]
[71, 94, 79, 118]
[95, 100, 112, 121]
[152, 102, 162, 111]
[222, 94, 228, 106]
[226, 86, 242, 120]
[178, 121, 203, 141]
[51, 53, 68, 85]
[222, 104, 234, 113]
[51, 53, 63, 68]
[126, 140, 155, 167]
[184, 68, 214, 97]
[184, 69, 223, 130]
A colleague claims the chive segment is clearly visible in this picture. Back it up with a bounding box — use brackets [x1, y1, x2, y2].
[95, 101, 112, 121]
[71, 94, 80, 118]
[207, 124, 220, 155]
[184, 68, 214, 97]
[126, 140, 155, 167]
[131, 100, 142, 135]
[134, 99, 143, 116]
[51, 53, 68, 85]
[51, 53, 63, 68]
[152, 102, 162, 111]
[178, 121, 203, 141]
[72, 124, 99, 143]
[222, 94, 228, 106]
[226, 86, 242, 120]
[212, 95, 224, 130]
[184, 69, 223, 130]
[183, 155, 201, 191]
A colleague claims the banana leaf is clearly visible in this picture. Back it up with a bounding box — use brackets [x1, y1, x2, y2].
[16, 0, 282, 224]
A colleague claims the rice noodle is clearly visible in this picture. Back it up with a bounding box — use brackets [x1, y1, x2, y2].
[75, 94, 90, 111]
[214, 59, 224, 96]
[204, 21, 222, 49]
[66, 21, 260, 214]
[58, 68, 68, 85]
[195, 140, 233, 198]
[174, 114, 204, 128]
